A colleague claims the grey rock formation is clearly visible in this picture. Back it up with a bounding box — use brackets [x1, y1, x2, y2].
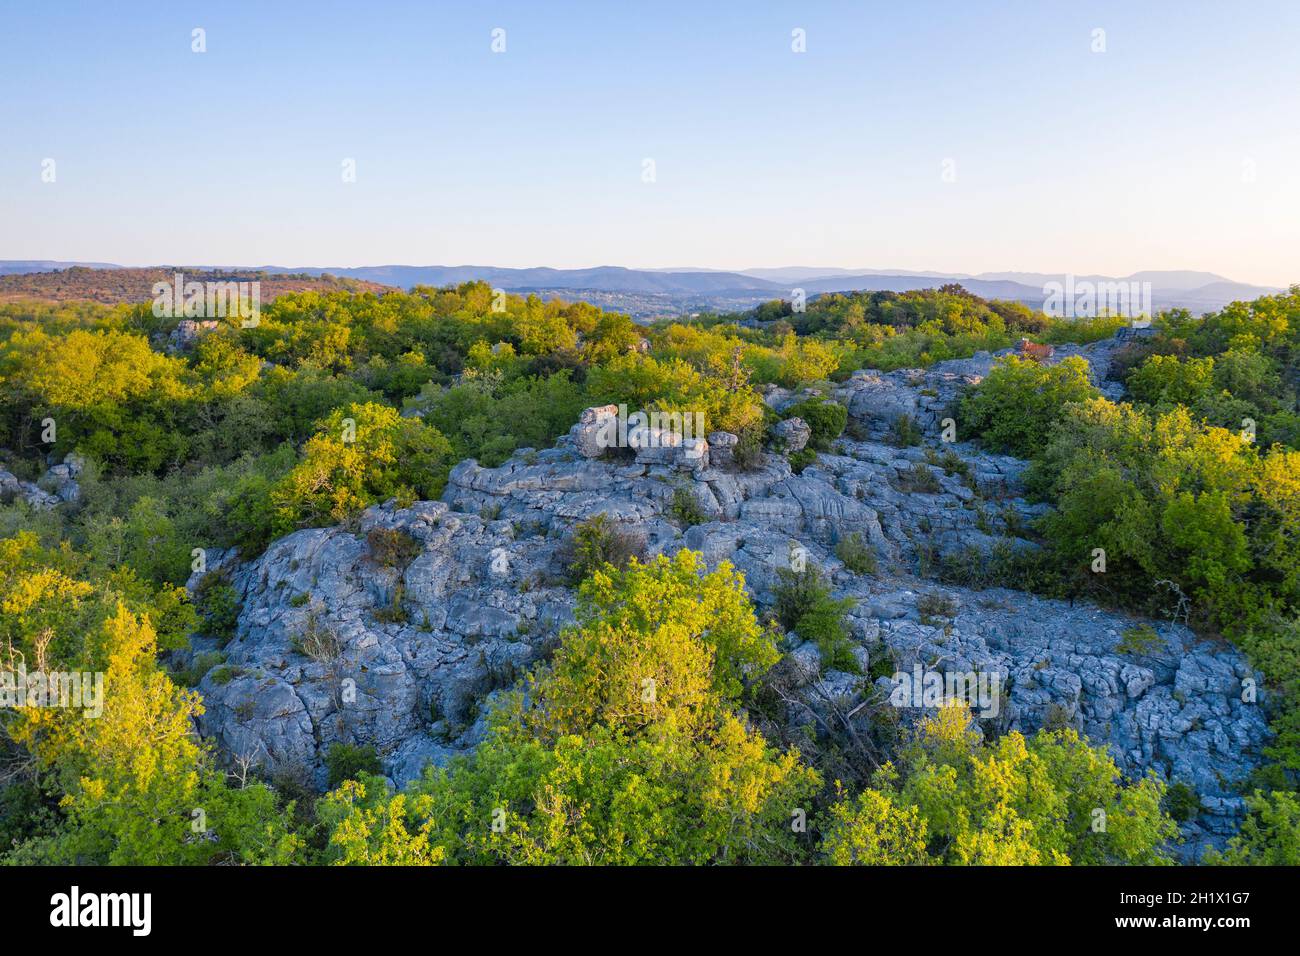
[773, 417, 811, 452]
[0, 452, 84, 510]
[832, 332, 1134, 443]
[195, 326, 1268, 859]
[569, 404, 618, 459]
[707, 431, 739, 469]
[166, 319, 221, 353]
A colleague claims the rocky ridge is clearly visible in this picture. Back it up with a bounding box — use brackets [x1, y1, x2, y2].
[192, 326, 1268, 859]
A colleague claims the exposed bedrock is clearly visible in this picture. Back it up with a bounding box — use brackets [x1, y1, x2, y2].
[195, 327, 1267, 859]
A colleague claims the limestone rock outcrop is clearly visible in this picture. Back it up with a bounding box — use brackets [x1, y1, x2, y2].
[193, 326, 1268, 860]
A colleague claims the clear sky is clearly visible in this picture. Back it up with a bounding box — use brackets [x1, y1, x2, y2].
[1, 0, 1297, 285]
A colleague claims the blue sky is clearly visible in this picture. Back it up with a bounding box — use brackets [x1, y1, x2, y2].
[1, 0, 1297, 285]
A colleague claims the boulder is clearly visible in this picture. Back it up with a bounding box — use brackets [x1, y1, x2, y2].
[707, 431, 739, 469]
[773, 417, 811, 453]
[569, 405, 619, 458]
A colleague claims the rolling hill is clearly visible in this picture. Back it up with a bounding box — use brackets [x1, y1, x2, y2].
[0, 261, 1285, 317]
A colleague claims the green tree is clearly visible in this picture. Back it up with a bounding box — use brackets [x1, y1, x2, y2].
[960, 355, 1099, 457]
[271, 402, 454, 533]
[821, 705, 1176, 865]
[322, 550, 819, 865]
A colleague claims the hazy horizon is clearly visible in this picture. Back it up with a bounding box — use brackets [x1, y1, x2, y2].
[0, 258, 1280, 290]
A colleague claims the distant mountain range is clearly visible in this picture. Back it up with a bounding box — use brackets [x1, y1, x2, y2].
[0, 261, 1286, 318]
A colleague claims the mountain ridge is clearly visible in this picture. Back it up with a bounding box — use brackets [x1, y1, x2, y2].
[0, 260, 1286, 317]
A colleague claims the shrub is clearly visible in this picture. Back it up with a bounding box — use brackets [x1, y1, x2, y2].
[917, 592, 957, 624]
[560, 514, 647, 584]
[325, 743, 383, 789]
[935, 449, 970, 478]
[835, 532, 878, 575]
[414, 371, 588, 468]
[177, 650, 226, 688]
[821, 786, 930, 866]
[1127, 354, 1215, 407]
[670, 485, 707, 526]
[773, 565, 858, 672]
[821, 705, 1177, 865]
[1204, 790, 1300, 865]
[959, 355, 1099, 457]
[1118, 624, 1163, 656]
[785, 398, 848, 451]
[788, 448, 817, 474]
[366, 527, 422, 568]
[1163, 781, 1201, 823]
[937, 542, 1065, 595]
[889, 415, 923, 447]
[894, 462, 942, 494]
[194, 571, 241, 640]
[731, 426, 765, 471]
[365, 550, 819, 865]
[1042, 702, 1074, 732]
[271, 402, 455, 535]
[293, 613, 345, 662]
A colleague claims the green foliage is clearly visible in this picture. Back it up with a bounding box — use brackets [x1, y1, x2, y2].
[586, 351, 765, 438]
[889, 415, 923, 447]
[1163, 781, 1201, 823]
[730, 425, 766, 471]
[559, 513, 646, 584]
[1, 328, 193, 473]
[788, 448, 817, 474]
[835, 532, 878, 575]
[820, 786, 931, 865]
[271, 402, 454, 534]
[1037, 314, 1129, 345]
[1204, 790, 1300, 865]
[773, 564, 858, 671]
[785, 398, 848, 452]
[669, 485, 708, 526]
[821, 705, 1177, 865]
[321, 550, 818, 865]
[0, 536, 300, 864]
[1031, 399, 1264, 624]
[960, 355, 1100, 458]
[1118, 624, 1163, 656]
[325, 743, 384, 789]
[193, 571, 241, 640]
[895, 461, 943, 494]
[317, 773, 446, 865]
[411, 371, 587, 467]
[175, 650, 226, 688]
[999, 292, 1300, 778]
[82, 495, 192, 586]
[1128, 354, 1215, 407]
